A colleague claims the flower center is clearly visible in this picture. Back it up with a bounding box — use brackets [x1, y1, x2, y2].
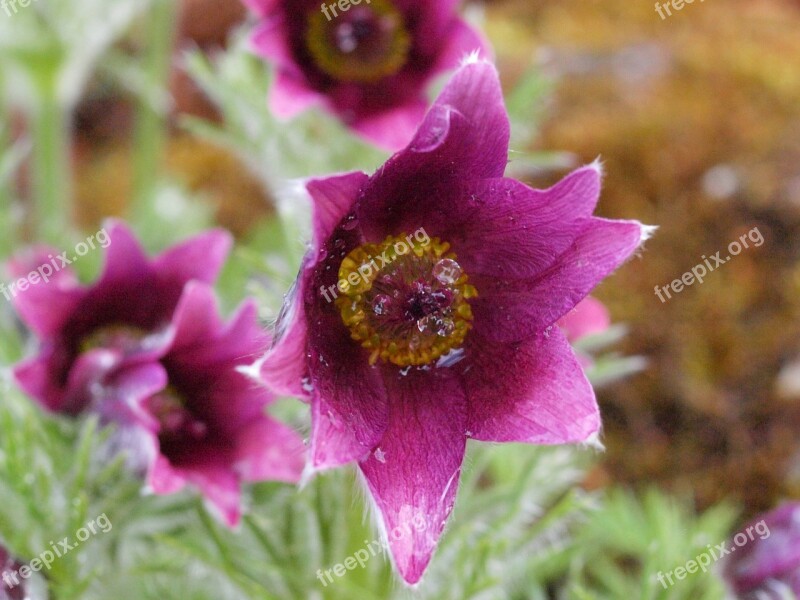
[145, 386, 208, 441]
[80, 324, 150, 354]
[306, 0, 411, 83]
[336, 233, 477, 367]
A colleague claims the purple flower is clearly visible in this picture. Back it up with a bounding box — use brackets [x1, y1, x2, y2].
[10, 223, 305, 524]
[115, 283, 305, 527]
[557, 296, 611, 368]
[11, 221, 231, 415]
[723, 503, 800, 599]
[258, 58, 651, 583]
[243, 0, 488, 149]
[0, 544, 26, 600]
[557, 296, 611, 344]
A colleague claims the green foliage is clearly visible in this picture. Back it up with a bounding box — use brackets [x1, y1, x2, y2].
[180, 29, 389, 185]
[565, 489, 737, 600]
[0, 371, 737, 599]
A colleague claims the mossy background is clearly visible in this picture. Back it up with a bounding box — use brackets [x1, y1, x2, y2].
[487, 0, 800, 515]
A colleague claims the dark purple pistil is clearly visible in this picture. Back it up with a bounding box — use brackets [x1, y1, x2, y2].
[329, 7, 396, 61]
[402, 281, 453, 322]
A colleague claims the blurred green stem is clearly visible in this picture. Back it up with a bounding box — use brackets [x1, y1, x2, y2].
[31, 81, 71, 244]
[132, 0, 177, 217]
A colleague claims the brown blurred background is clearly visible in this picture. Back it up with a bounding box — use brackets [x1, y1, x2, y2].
[71, 0, 800, 515]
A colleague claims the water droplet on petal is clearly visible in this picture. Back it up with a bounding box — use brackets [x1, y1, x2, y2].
[433, 259, 462, 285]
[374, 448, 386, 463]
[342, 214, 359, 231]
[417, 315, 434, 334]
[436, 347, 465, 368]
[372, 294, 391, 316]
[436, 318, 455, 337]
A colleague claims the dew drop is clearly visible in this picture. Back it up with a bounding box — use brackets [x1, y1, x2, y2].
[374, 448, 387, 463]
[342, 214, 359, 231]
[418, 315, 454, 337]
[417, 315, 434, 334]
[433, 259, 462, 285]
[435, 318, 455, 337]
[372, 294, 391, 316]
[436, 347, 465, 368]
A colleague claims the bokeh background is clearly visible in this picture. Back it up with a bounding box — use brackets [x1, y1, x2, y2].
[6, 0, 800, 522]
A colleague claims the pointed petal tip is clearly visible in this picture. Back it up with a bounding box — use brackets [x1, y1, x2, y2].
[298, 460, 320, 490]
[581, 430, 605, 452]
[236, 356, 266, 383]
[460, 49, 488, 66]
[204, 497, 242, 530]
[640, 224, 659, 244]
[588, 156, 605, 177]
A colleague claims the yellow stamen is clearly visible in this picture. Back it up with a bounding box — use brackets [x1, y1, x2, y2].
[335, 233, 477, 367]
[306, 0, 412, 83]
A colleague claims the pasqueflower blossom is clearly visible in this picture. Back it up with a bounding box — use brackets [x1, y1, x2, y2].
[258, 58, 652, 583]
[723, 503, 800, 599]
[10, 223, 304, 524]
[116, 282, 305, 526]
[243, 0, 488, 149]
[11, 221, 231, 415]
[0, 544, 26, 600]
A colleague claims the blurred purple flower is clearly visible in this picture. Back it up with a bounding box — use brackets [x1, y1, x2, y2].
[11, 221, 231, 415]
[258, 58, 651, 583]
[557, 296, 611, 344]
[115, 283, 305, 527]
[243, 0, 488, 149]
[10, 223, 304, 525]
[557, 296, 611, 368]
[0, 544, 26, 600]
[723, 503, 800, 599]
